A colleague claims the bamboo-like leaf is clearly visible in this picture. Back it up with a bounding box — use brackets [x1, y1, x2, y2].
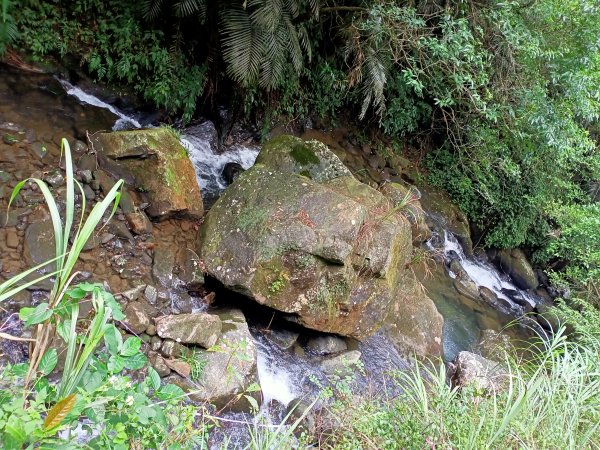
[43, 394, 77, 430]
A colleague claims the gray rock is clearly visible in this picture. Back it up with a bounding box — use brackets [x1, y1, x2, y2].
[160, 339, 189, 359]
[149, 351, 171, 377]
[125, 211, 153, 235]
[164, 309, 257, 409]
[494, 249, 538, 290]
[83, 185, 96, 201]
[78, 169, 93, 184]
[23, 220, 55, 272]
[31, 142, 48, 159]
[320, 350, 362, 376]
[306, 335, 347, 355]
[123, 301, 152, 334]
[450, 351, 507, 392]
[144, 285, 158, 305]
[266, 329, 300, 350]
[198, 135, 443, 354]
[122, 285, 146, 302]
[153, 246, 176, 287]
[43, 169, 64, 187]
[155, 313, 221, 348]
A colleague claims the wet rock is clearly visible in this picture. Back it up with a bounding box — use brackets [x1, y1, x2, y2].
[479, 286, 498, 306]
[73, 140, 88, 153]
[536, 302, 561, 331]
[149, 351, 171, 377]
[43, 169, 64, 187]
[199, 135, 443, 354]
[453, 277, 481, 301]
[144, 285, 158, 304]
[23, 220, 54, 271]
[265, 329, 299, 350]
[160, 339, 189, 359]
[82, 185, 96, 201]
[493, 249, 538, 291]
[419, 186, 473, 256]
[450, 351, 507, 392]
[153, 245, 176, 287]
[164, 309, 257, 408]
[92, 128, 203, 219]
[125, 211, 153, 235]
[306, 335, 347, 355]
[5, 230, 19, 249]
[123, 301, 152, 334]
[222, 162, 245, 185]
[380, 182, 431, 244]
[30, 142, 48, 159]
[77, 154, 97, 172]
[178, 250, 205, 290]
[170, 291, 194, 314]
[320, 350, 362, 376]
[155, 313, 221, 348]
[107, 220, 135, 243]
[78, 169, 93, 184]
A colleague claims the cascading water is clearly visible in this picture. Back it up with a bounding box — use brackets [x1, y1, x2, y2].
[441, 230, 536, 309]
[57, 79, 142, 130]
[180, 122, 259, 205]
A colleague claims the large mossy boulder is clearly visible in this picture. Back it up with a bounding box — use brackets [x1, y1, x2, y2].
[93, 128, 203, 219]
[198, 136, 443, 355]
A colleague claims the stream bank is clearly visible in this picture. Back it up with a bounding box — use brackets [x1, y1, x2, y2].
[0, 67, 559, 445]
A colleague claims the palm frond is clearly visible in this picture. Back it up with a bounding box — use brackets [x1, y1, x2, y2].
[141, 0, 164, 20]
[173, 0, 206, 18]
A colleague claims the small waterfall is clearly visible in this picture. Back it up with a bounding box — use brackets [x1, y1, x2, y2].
[180, 122, 259, 204]
[441, 230, 536, 309]
[57, 79, 142, 130]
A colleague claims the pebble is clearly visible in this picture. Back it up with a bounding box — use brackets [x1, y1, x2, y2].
[6, 230, 19, 249]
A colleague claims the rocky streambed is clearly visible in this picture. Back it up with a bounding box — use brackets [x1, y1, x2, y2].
[0, 67, 561, 444]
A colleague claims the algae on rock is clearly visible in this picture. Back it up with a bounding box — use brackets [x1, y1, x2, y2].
[199, 135, 443, 355]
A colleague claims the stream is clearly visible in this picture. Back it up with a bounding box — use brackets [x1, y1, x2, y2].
[0, 68, 537, 444]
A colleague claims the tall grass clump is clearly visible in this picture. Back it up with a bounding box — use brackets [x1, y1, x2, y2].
[6, 138, 123, 390]
[323, 326, 600, 449]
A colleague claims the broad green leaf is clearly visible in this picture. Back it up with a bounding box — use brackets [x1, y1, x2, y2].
[19, 303, 53, 326]
[147, 367, 161, 390]
[121, 336, 141, 357]
[39, 348, 58, 375]
[107, 355, 126, 373]
[137, 405, 157, 425]
[56, 319, 72, 343]
[245, 394, 259, 412]
[157, 384, 185, 400]
[123, 352, 147, 370]
[104, 324, 122, 355]
[65, 287, 87, 300]
[101, 290, 125, 321]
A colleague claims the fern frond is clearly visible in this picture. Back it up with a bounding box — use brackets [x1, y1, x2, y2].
[173, 0, 206, 18]
[141, 0, 164, 20]
[221, 5, 264, 86]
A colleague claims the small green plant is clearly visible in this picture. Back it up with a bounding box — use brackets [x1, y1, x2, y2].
[179, 347, 207, 381]
[8, 138, 123, 388]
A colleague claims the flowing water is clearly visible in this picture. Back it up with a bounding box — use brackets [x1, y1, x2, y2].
[2, 69, 536, 437]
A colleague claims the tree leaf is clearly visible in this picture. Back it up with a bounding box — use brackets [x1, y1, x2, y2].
[123, 352, 147, 370]
[43, 394, 77, 430]
[19, 303, 53, 326]
[147, 367, 161, 390]
[244, 394, 259, 412]
[104, 324, 122, 355]
[157, 384, 184, 400]
[121, 336, 141, 357]
[39, 348, 58, 376]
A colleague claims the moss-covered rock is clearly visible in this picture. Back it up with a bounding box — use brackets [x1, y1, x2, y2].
[93, 128, 203, 219]
[199, 136, 443, 355]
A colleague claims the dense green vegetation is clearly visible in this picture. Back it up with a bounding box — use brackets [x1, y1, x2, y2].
[5, 1, 598, 277]
[1, 1, 599, 447]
